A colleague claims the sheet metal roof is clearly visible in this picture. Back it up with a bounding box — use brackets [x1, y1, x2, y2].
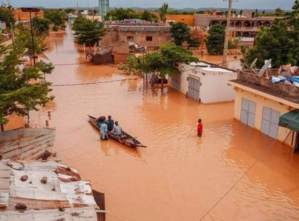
[0, 160, 104, 220]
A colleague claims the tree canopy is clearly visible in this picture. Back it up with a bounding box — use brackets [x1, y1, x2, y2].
[170, 22, 191, 46]
[142, 43, 198, 79]
[44, 9, 67, 30]
[72, 15, 106, 48]
[244, 0, 299, 68]
[205, 23, 225, 55]
[158, 3, 168, 22]
[0, 34, 54, 126]
[0, 6, 15, 28]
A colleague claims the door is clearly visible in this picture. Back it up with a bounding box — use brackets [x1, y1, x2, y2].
[172, 73, 181, 91]
[187, 77, 200, 101]
[240, 98, 256, 128]
[261, 107, 280, 139]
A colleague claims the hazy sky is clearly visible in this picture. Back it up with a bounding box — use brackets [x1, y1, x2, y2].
[9, 0, 295, 10]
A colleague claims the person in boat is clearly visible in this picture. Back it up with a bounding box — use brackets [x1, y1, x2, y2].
[100, 122, 108, 140]
[110, 121, 122, 136]
[106, 115, 114, 132]
[97, 116, 106, 127]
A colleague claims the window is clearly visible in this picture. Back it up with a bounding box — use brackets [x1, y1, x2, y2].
[146, 36, 153, 41]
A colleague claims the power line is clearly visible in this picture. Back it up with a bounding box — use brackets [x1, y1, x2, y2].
[51, 77, 139, 87]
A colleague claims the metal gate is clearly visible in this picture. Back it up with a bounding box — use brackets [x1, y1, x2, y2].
[187, 77, 200, 101]
[240, 98, 256, 128]
[261, 107, 280, 139]
[171, 73, 181, 91]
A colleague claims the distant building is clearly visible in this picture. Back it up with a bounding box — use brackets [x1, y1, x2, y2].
[194, 10, 277, 47]
[101, 23, 172, 53]
[14, 8, 44, 21]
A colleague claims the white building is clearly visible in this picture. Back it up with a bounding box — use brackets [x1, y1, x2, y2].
[168, 62, 238, 103]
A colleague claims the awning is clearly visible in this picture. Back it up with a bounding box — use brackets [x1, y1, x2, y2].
[279, 109, 299, 132]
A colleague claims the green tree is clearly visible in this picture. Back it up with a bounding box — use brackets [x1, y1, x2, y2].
[170, 22, 191, 46]
[0, 35, 54, 129]
[119, 55, 142, 75]
[72, 15, 106, 49]
[0, 6, 15, 28]
[205, 23, 225, 55]
[105, 8, 139, 21]
[44, 9, 67, 29]
[141, 10, 158, 22]
[142, 43, 198, 88]
[15, 26, 46, 56]
[32, 17, 50, 35]
[244, 19, 298, 68]
[274, 8, 284, 16]
[158, 3, 168, 22]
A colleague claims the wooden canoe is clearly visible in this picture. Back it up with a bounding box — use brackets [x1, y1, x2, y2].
[88, 115, 146, 148]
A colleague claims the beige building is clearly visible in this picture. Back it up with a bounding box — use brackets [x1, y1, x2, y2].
[100, 23, 172, 53]
[195, 10, 277, 47]
[228, 70, 299, 151]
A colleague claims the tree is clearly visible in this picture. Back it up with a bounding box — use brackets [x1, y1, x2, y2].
[32, 17, 50, 35]
[142, 43, 198, 88]
[44, 9, 67, 30]
[244, 0, 299, 68]
[158, 3, 168, 23]
[205, 23, 225, 55]
[118, 55, 142, 75]
[0, 6, 15, 28]
[72, 15, 106, 49]
[141, 10, 158, 22]
[170, 22, 191, 46]
[244, 19, 299, 68]
[0, 34, 54, 129]
[105, 8, 139, 21]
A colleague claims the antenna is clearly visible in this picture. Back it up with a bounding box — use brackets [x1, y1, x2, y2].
[257, 59, 271, 77]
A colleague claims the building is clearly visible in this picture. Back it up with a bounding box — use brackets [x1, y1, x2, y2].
[165, 14, 195, 26]
[14, 8, 44, 21]
[194, 10, 277, 47]
[228, 69, 299, 151]
[101, 22, 172, 53]
[168, 62, 238, 103]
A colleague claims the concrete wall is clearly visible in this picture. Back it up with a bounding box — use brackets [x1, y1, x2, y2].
[233, 88, 294, 147]
[166, 15, 195, 26]
[169, 63, 237, 103]
[14, 9, 44, 21]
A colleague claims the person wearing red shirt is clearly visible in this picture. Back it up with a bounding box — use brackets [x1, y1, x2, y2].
[197, 119, 203, 137]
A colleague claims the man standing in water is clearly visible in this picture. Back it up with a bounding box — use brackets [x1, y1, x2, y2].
[197, 119, 203, 137]
[100, 122, 108, 140]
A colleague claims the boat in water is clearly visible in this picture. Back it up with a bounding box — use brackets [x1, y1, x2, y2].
[88, 115, 146, 148]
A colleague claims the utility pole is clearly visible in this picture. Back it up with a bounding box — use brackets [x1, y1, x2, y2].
[222, 0, 233, 67]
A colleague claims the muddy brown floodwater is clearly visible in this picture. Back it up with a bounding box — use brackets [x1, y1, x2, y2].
[29, 26, 299, 221]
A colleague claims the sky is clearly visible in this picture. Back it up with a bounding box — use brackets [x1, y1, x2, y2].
[8, 0, 295, 10]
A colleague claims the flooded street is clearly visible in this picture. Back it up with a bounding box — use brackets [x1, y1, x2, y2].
[32, 26, 299, 221]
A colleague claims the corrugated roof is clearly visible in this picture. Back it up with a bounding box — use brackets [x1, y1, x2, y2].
[0, 160, 106, 220]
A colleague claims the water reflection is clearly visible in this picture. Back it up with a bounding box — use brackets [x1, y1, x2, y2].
[29, 25, 299, 221]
